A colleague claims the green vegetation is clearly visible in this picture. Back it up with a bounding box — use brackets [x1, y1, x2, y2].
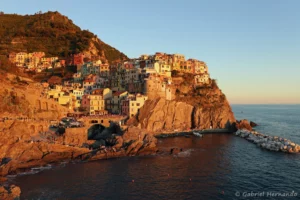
[0, 11, 128, 63]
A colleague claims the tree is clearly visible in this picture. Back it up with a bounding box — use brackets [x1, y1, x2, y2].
[48, 76, 62, 85]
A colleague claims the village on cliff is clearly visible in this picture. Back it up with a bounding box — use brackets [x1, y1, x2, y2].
[8, 52, 211, 119]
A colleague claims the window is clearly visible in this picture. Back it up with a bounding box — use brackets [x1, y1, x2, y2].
[137, 103, 140, 106]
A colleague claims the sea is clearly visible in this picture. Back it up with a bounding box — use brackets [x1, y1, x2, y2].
[8, 105, 300, 200]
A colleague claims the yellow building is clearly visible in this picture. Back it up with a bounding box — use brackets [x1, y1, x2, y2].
[172, 54, 185, 62]
[47, 89, 65, 101]
[172, 62, 181, 71]
[160, 63, 172, 77]
[58, 95, 72, 106]
[107, 91, 128, 114]
[100, 64, 110, 76]
[129, 94, 148, 117]
[16, 52, 28, 66]
[195, 62, 208, 74]
[84, 88, 112, 115]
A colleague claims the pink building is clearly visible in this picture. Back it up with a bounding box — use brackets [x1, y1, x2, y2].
[81, 94, 90, 110]
[73, 53, 85, 65]
[121, 99, 129, 116]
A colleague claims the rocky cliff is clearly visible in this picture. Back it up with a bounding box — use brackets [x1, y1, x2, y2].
[0, 73, 69, 119]
[135, 80, 235, 133]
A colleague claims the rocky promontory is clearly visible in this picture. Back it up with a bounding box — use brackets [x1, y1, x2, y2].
[132, 79, 236, 133]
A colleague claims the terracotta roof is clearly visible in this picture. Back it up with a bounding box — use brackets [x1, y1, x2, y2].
[113, 91, 127, 96]
[91, 89, 107, 95]
[84, 79, 95, 83]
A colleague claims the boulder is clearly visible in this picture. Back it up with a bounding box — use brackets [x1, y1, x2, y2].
[0, 185, 21, 200]
[250, 121, 258, 127]
[113, 136, 123, 149]
[90, 140, 106, 149]
[170, 148, 183, 155]
[235, 119, 252, 131]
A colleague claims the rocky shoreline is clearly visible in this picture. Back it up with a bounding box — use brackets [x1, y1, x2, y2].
[0, 122, 158, 200]
[235, 129, 300, 153]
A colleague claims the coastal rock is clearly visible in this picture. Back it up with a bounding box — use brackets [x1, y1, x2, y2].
[250, 121, 258, 127]
[235, 119, 252, 131]
[170, 148, 183, 155]
[114, 136, 123, 149]
[136, 96, 235, 133]
[0, 185, 21, 200]
[122, 126, 157, 156]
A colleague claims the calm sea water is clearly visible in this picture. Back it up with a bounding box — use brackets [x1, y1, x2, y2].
[10, 105, 300, 200]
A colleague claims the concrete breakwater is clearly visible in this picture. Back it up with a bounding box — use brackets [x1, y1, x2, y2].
[235, 129, 300, 153]
[155, 128, 232, 138]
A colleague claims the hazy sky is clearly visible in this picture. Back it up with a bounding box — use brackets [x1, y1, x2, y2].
[2, 0, 300, 104]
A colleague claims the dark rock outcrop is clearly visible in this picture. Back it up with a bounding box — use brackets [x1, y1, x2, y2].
[250, 121, 258, 127]
[235, 119, 252, 131]
[170, 148, 183, 155]
[88, 122, 122, 141]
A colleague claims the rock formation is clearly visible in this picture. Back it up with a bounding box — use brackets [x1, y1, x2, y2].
[0, 185, 21, 200]
[0, 120, 157, 178]
[235, 119, 253, 131]
[250, 121, 258, 127]
[136, 96, 235, 133]
[134, 78, 236, 133]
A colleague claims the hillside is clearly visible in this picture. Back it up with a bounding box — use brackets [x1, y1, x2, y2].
[0, 11, 128, 63]
[0, 71, 69, 119]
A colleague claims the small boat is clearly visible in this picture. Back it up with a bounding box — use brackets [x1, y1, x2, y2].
[193, 131, 203, 137]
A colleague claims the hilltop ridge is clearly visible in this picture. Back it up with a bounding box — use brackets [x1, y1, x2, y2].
[0, 11, 128, 63]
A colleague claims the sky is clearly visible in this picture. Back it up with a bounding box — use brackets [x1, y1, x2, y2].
[1, 0, 300, 104]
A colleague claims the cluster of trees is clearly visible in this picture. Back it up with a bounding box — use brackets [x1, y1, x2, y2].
[0, 11, 128, 63]
[47, 76, 62, 85]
